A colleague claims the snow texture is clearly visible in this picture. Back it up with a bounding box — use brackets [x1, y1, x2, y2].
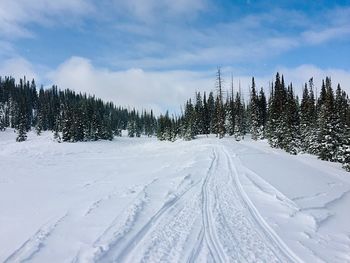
[0, 130, 349, 262]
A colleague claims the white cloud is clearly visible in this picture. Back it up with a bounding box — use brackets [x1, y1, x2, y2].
[106, 7, 349, 70]
[47, 57, 214, 114]
[1, 56, 349, 114]
[46, 57, 350, 115]
[302, 26, 350, 45]
[0, 57, 38, 81]
[276, 65, 350, 95]
[111, 0, 207, 23]
[0, 0, 94, 38]
[0, 57, 350, 113]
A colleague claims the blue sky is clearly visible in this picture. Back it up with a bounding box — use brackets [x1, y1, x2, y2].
[0, 0, 350, 112]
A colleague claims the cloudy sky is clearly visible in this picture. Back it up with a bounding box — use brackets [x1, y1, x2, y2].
[0, 0, 350, 113]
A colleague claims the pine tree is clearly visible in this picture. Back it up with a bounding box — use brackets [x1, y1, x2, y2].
[234, 91, 244, 141]
[202, 92, 210, 135]
[227, 77, 235, 136]
[127, 119, 136, 137]
[194, 92, 204, 135]
[16, 108, 27, 142]
[333, 84, 350, 167]
[62, 102, 74, 142]
[257, 87, 267, 138]
[267, 73, 288, 148]
[317, 77, 337, 161]
[284, 84, 300, 154]
[300, 83, 310, 151]
[215, 68, 225, 138]
[249, 77, 259, 140]
[182, 100, 195, 140]
[207, 92, 215, 134]
[0, 102, 5, 131]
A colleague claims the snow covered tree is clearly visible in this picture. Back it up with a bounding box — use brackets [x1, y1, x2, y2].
[249, 77, 259, 140]
[16, 108, 27, 142]
[0, 103, 5, 131]
[202, 92, 210, 135]
[194, 92, 204, 135]
[283, 84, 300, 154]
[257, 88, 267, 138]
[127, 119, 136, 137]
[267, 73, 288, 148]
[182, 99, 196, 140]
[207, 92, 216, 134]
[316, 77, 337, 161]
[226, 78, 235, 136]
[215, 68, 225, 138]
[234, 91, 244, 141]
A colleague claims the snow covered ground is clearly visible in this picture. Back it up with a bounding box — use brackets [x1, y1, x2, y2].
[0, 130, 349, 263]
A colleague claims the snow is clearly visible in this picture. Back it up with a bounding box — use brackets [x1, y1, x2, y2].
[0, 130, 349, 262]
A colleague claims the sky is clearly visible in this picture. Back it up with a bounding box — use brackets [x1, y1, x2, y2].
[0, 0, 350, 113]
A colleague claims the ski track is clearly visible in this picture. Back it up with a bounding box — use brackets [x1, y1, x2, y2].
[4, 213, 68, 263]
[200, 148, 228, 262]
[90, 173, 202, 263]
[222, 146, 302, 263]
[89, 145, 302, 263]
[3, 142, 307, 263]
[78, 179, 158, 262]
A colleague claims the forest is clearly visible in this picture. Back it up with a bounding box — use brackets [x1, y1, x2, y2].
[0, 71, 349, 171]
[157, 70, 350, 172]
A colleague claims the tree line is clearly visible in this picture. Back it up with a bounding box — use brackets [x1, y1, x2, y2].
[0, 76, 157, 142]
[157, 69, 350, 172]
[1, 72, 349, 171]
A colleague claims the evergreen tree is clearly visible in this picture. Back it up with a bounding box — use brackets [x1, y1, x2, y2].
[249, 77, 259, 140]
[194, 92, 204, 135]
[284, 84, 300, 154]
[215, 68, 225, 138]
[127, 119, 136, 137]
[227, 78, 235, 136]
[316, 77, 337, 161]
[257, 87, 267, 138]
[16, 105, 27, 142]
[267, 73, 288, 148]
[207, 92, 216, 134]
[202, 92, 210, 135]
[182, 99, 196, 140]
[234, 91, 244, 141]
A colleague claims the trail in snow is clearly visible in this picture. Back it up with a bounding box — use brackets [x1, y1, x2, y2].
[1, 131, 349, 262]
[4, 213, 68, 263]
[200, 148, 228, 262]
[90, 145, 300, 263]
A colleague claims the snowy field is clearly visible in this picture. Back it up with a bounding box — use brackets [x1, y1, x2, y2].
[0, 130, 350, 263]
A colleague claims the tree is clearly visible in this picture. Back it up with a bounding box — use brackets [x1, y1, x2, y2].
[202, 92, 210, 135]
[316, 77, 337, 161]
[207, 92, 216, 134]
[234, 91, 244, 141]
[16, 107, 27, 142]
[267, 73, 288, 148]
[283, 84, 300, 154]
[226, 77, 235, 136]
[182, 100, 195, 140]
[257, 87, 267, 138]
[215, 67, 225, 138]
[249, 77, 259, 140]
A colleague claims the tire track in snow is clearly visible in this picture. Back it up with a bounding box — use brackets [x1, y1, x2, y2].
[92, 174, 202, 263]
[200, 148, 228, 262]
[122, 151, 220, 263]
[132, 190, 202, 262]
[74, 179, 157, 263]
[4, 213, 68, 263]
[186, 228, 204, 263]
[222, 146, 303, 263]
